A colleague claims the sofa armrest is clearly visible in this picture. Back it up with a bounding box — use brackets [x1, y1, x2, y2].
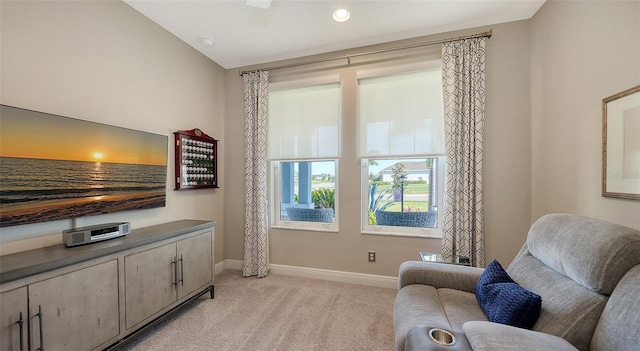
[463, 321, 578, 351]
[398, 261, 484, 293]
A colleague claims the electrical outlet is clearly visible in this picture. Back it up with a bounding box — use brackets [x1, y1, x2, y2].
[368, 251, 376, 262]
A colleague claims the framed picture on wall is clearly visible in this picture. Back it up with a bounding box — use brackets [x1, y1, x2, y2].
[602, 85, 640, 200]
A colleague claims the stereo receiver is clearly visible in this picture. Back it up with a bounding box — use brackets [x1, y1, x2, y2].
[63, 222, 131, 247]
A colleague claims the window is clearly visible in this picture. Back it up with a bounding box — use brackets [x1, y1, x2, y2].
[358, 68, 445, 237]
[269, 79, 340, 231]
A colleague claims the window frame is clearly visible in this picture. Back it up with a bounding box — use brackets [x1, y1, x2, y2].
[360, 156, 445, 238]
[267, 76, 341, 233]
[270, 159, 339, 232]
[357, 63, 445, 238]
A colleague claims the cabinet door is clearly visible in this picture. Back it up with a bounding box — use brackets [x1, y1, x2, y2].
[1, 286, 28, 351]
[124, 242, 177, 329]
[28, 260, 119, 351]
[176, 231, 212, 299]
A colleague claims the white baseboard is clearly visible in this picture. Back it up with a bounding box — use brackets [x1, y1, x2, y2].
[214, 260, 229, 275]
[216, 259, 398, 289]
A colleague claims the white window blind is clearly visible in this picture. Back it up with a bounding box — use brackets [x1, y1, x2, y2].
[358, 69, 444, 157]
[268, 83, 340, 159]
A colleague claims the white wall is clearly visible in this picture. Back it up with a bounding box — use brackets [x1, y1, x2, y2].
[531, 0, 640, 228]
[0, 1, 226, 263]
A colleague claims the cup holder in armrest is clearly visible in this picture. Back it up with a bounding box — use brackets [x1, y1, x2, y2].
[404, 325, 472, 351]
[429, 328, 456, 346]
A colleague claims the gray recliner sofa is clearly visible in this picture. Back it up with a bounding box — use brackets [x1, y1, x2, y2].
[393, 214, 640, 351]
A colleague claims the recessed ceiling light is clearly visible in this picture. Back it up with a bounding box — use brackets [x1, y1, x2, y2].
[333, 8, 350, 22]
[199, 37, 215, 47]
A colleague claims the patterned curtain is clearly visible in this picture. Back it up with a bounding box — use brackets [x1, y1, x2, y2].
[242, 70, 270, 278]
[441, 38, 486, 267]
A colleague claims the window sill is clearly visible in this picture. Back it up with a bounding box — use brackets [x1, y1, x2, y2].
[271, 224, 339, 233]
[361, 228, 442, 239]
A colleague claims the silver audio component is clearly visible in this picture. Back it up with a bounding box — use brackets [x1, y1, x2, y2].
[63, 222, 131, 247]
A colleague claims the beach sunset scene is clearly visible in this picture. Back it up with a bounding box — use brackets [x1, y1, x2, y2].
[0, 105, 168, 227]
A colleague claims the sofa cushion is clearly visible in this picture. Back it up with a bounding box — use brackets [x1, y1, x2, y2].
[526, 214, 640, 294]
[475, 260, 541, 329]
[591, 265, 640, 351]
[438, 288, 487, 329]
[508, 251, 608, 351]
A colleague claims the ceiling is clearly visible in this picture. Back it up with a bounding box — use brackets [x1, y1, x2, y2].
[123, 0, 546, 69]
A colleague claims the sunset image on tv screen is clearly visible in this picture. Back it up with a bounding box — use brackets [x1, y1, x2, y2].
[0, 105, 168, 227]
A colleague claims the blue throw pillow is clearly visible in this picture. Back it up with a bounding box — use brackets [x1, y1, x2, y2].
[476, 260, 542, 330]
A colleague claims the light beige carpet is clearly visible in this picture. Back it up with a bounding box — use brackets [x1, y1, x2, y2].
[119, 270, 397, 351]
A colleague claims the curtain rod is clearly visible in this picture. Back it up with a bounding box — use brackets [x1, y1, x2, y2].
[239, 29, 491, 76]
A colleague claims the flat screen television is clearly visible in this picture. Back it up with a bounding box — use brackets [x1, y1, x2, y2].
[0, 105, 168, 228]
